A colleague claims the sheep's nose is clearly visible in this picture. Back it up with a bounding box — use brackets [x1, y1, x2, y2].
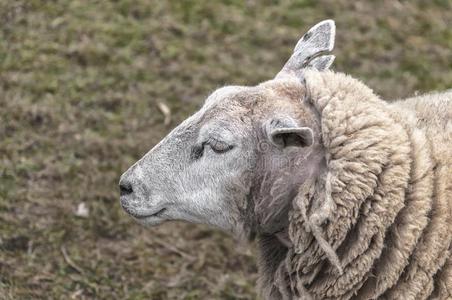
[119, 179, 134, 196]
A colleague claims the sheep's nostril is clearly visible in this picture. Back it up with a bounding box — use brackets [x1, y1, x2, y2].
[119, 180, 134, 196]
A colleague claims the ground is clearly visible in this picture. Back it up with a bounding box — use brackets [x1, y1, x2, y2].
[0, 1, 451, 299]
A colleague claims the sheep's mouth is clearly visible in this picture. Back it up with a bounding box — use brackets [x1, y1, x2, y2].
[132, 208, 167, 219]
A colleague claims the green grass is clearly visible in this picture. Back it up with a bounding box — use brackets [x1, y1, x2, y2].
[0, 1, 451, 299]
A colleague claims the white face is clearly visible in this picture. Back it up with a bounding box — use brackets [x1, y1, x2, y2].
[119, 86, 259, 236]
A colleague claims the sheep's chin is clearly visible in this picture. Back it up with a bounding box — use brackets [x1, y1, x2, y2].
[135, 216, 166, 226]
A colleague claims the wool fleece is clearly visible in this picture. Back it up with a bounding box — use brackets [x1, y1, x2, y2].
[269, 70, 451, 300]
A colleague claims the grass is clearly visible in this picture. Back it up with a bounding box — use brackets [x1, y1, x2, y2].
[0, 1, 450, 299]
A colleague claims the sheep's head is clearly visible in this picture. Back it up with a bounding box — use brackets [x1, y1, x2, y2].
[119, 20, 335, 239]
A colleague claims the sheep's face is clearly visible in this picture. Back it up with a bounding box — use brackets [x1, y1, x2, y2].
[119, 20, 334, 238]
[119, 79, 323, 238]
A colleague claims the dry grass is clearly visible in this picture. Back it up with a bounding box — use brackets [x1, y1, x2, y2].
[0, 1, 450, 299]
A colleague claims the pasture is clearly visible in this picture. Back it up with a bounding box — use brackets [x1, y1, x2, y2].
[1, 1, 451, 299]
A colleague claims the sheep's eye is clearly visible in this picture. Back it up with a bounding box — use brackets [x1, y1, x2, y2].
[208, 139, 233, 154]
[190, 139, 233, 160]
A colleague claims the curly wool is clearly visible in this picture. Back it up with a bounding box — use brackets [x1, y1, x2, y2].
[271, 71, 451, 299]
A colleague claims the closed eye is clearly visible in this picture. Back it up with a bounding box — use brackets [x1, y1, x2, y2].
[208, 139, 234, 153]
[190, 139, 233, 161]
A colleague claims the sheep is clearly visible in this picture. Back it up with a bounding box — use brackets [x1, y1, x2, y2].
[269, 71, 451, 300]
[119, 20, 451, 299]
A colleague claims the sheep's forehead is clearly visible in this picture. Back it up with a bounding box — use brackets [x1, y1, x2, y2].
[203, 86, 256, 111]
[202, 79, 305, 117]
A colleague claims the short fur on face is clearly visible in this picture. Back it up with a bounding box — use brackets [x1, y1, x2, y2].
[119, 77, 325, 239]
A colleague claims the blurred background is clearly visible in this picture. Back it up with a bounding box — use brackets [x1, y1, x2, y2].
[0, 0, 451, 299]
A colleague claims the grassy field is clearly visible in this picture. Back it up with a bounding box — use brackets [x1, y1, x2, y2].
[0, 1, 451, 299]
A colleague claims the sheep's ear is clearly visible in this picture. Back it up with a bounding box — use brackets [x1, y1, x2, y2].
[276, 19, 335, 79]
[265, 118, 314, 149]
[307, 54, 335, 70]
